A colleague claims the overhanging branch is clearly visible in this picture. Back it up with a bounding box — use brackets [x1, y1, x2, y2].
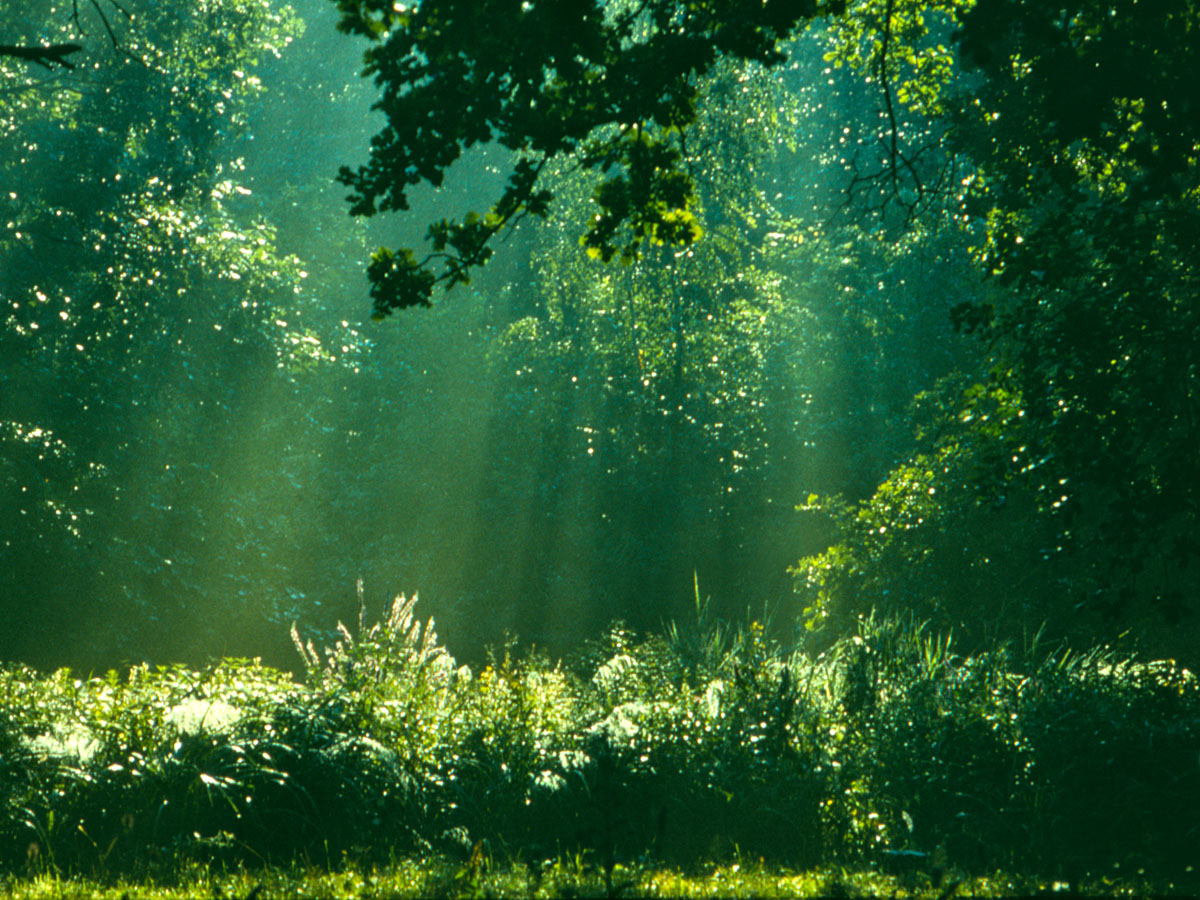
[0, 43, 84, 70]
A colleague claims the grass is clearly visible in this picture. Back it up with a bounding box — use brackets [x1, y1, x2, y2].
[0, 859, 1183, 899]
[2, 587, 1198, 896]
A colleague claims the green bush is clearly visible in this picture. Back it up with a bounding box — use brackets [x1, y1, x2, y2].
[2, 595, 1198, 888]
[1017, 652, 1200, 880]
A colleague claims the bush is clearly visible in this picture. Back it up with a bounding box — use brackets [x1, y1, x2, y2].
[2, 595, 1198, 887]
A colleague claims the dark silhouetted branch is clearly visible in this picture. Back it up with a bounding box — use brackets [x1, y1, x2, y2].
[0, 43, 84, 69]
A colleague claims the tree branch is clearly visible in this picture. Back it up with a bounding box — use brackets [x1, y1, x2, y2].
[73, 0, 133, 51]
[0, 43, 84, 70]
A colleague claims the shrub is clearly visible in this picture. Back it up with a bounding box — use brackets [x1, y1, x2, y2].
[2, 591, 1197, 887]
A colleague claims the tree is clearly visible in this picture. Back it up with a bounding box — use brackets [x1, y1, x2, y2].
[473, 66, 807, 631]
[330, 0, 848, 316]
[0, 0, 337, 668]
[945, 0, 1200, 636]
[329, 0, 1001, 648]
[793, 0, 1200, 659]
[440, 36, 982, 641]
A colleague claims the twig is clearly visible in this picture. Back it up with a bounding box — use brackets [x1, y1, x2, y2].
[71, 0, 134, 50]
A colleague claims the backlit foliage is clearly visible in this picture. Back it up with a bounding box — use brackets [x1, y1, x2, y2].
[1, 602, 1198, 890]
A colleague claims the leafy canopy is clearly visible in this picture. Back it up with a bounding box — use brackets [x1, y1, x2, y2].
[795, 0, 1200, 647]
[331, 0, 845, 316]
[946, 0, 1200, 622]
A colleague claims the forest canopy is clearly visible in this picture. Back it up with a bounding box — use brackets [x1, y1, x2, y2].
[333, 0, 1200, 656]
[0, 0, 1197, 675]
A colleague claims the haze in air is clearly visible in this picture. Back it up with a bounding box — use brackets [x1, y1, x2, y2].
[1, 0, 1197, 893]
[1, 0, 982, 669]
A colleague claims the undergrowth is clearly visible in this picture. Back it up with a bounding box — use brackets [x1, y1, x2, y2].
[1, 581, 1198, 895]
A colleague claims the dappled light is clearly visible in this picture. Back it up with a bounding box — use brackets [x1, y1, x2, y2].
[2, 0, 1198, 894]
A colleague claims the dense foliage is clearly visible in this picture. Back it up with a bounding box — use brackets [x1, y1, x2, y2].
[779, 0, 1200, 657]
[0, 0, 356, 665]
[2, 0, 1199, 889]
[948, 0, 1200, 634]
[1, 604, 1197, 891]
